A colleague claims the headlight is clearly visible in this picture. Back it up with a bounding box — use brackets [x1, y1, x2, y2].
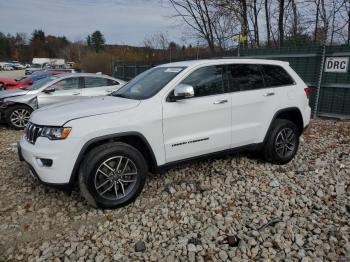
[40, 127, 72, 140]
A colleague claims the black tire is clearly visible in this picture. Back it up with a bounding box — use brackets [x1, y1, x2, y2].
[5, 104, 33, 130]
[262, 119, 300, 164]
[79, 142, 147, 209]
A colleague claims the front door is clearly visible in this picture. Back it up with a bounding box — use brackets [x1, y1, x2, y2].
[37, 77, 83, 108]
[163, 65, 232, 162]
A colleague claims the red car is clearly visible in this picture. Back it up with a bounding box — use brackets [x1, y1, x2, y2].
[0, 71, 65, 91]
[0, 77, 32, 90]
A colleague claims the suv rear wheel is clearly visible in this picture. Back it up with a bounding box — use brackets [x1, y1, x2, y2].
[79, 142, 147, 209]
[262, 119, 300, 164]
[5, 104, 33, 129]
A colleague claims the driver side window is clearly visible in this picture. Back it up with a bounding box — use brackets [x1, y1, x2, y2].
[49, 77, 80, 91]
[181, 65, 226, 97]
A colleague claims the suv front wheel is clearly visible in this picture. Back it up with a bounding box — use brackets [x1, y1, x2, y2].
[79, 142, 147, 209]
[262, 119, 300, 164]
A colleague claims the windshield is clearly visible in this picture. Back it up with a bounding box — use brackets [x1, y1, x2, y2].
[24, 76, 57, 90]
[112, 66, 185, 100]
[31, 64, 42, 68]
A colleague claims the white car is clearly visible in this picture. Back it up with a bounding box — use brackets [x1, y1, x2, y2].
[25, 63, 45, 75]
[3, 65, 14, 71]
[18, 59, 311, 208]
[0, 73, 126, 129]
[12, 63, 26, 70]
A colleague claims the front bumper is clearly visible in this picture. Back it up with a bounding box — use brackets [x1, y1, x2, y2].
[18, 135, 81, 187]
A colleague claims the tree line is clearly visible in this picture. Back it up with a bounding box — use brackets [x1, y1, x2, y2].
[0, 29, 109, 62]
[0, 0, 349, 65]
[0, 28, 207, 67]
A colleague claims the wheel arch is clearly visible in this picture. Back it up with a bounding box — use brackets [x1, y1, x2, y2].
[3, 98, 36, 112]
[69, 132, 158, 185]
[263, 107, 304, 144]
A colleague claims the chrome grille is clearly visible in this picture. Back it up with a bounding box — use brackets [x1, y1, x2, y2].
[25, 122, 42, 144]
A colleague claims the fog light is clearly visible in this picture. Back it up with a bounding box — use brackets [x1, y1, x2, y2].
[39, 158, 53, 167]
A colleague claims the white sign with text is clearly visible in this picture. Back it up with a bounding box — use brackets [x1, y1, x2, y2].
[324, 57, 349, 73]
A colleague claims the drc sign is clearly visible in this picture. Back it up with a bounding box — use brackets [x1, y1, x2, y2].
[324, 57, 349, 73]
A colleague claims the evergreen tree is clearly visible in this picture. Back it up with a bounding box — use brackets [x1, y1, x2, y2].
[31, 29, 45, 43]
[86, 35, 91, 47]
[90, 31, 105, 52]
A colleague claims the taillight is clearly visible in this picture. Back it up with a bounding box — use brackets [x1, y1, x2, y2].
[304, 87, 311, 98]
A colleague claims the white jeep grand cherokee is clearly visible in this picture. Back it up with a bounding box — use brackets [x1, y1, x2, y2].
[18, 59, 311, 208]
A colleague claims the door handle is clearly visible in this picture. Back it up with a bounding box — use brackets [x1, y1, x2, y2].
[106, 89, 113, 93]
[264, 92, 275, 97]
[213, 99, 228, 104]
[72, 92, 80, 95]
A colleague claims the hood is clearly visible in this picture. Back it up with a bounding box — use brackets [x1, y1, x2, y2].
[30, 96, 141, 126]
[0, 89, 29, 100]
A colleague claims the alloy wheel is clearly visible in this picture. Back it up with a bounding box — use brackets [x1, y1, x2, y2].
[275, 127, 296, 158]
[10, 109, 31, 128]
[94, 156, 138, 200]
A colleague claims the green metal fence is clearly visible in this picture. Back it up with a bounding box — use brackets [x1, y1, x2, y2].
[113, 45, 350, 118]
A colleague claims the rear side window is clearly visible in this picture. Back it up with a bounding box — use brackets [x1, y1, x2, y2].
[262, 65, 295, 87]
[181, 65, 226, 97]
[107, 79, 119, 86]
[228, 64, 264, 92]
[84, 77, 108, 88]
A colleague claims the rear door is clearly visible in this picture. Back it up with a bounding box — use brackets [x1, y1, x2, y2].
[228, 64, 283, 147]
[163, 65, 232, 162]
[37, 77, 83, 108]
[81, 76, 120, 97]
[261, 64, 297, 108]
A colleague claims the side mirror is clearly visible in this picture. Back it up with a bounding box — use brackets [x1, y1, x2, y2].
[43, 86, 55, 93]
[173, 84, 194, 100]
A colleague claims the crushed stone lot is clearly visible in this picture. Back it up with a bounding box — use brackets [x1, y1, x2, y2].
[0, 119, 349, 261]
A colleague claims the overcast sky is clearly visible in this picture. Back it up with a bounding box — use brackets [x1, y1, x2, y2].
[0, 0, 184, 46]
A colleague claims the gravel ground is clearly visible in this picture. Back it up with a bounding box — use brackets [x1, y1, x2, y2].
[0, 119, 349, 261]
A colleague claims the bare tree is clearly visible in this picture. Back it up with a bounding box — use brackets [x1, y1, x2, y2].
[169, 0, 217, 51]
[314, 0, 321, 42]
[212, 0, 250, 47]
[317, 0, 347, 44]
[168, 0, 349, 50]
[347, 0, 350, 43]
[291, 0, 298, 37]
[265, 0, 271, 46]
[348, 0, 350, 43]
[241, 0, 249, 47]
[250, 0, 262, 47]
[211, 12, 240, 49]
[143, 32, 169, 50]
[278, 0, 285, 46]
